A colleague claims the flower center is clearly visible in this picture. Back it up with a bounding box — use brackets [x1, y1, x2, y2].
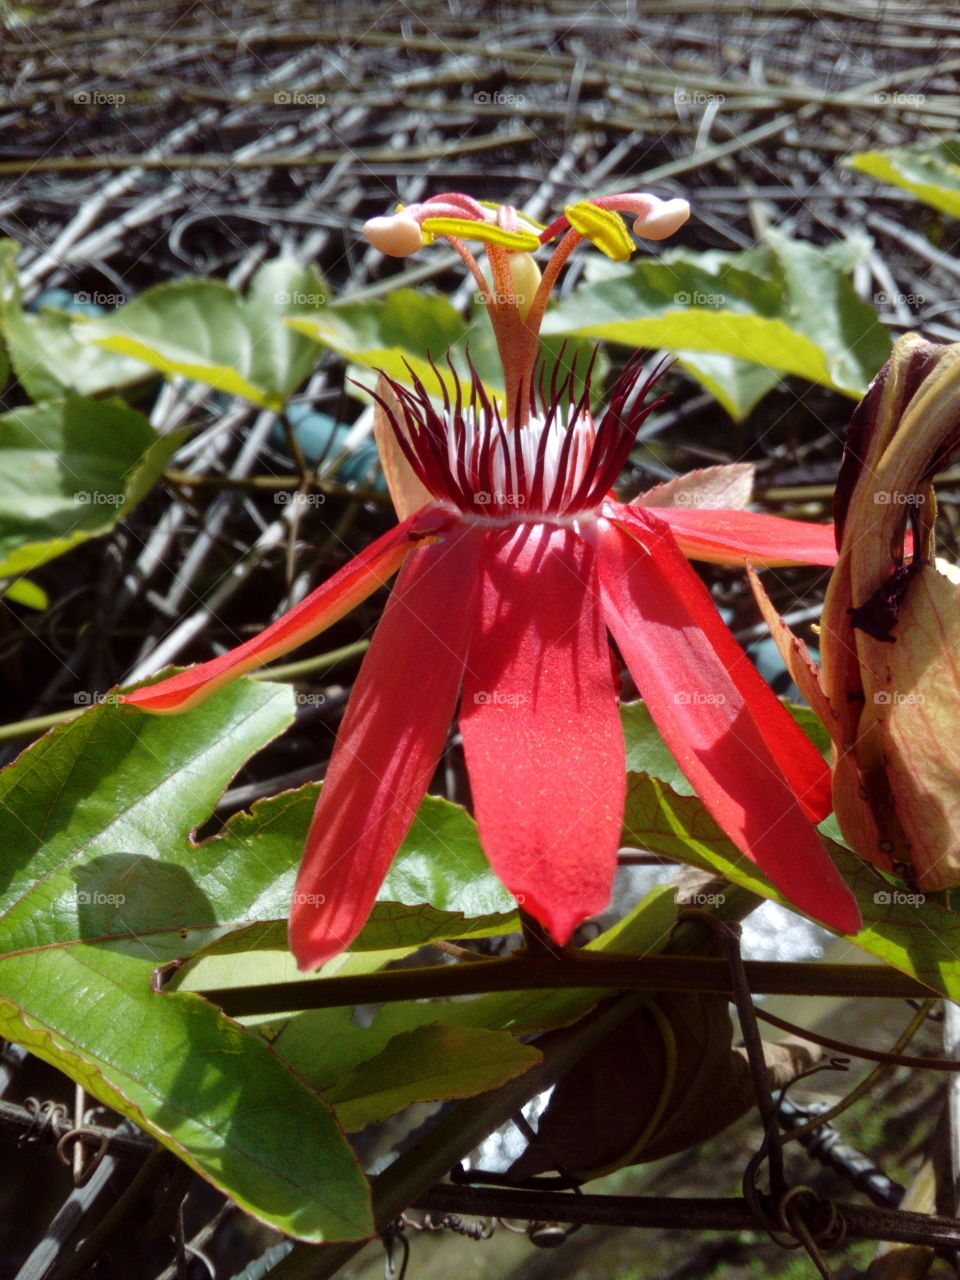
[373, 355, 669, 522]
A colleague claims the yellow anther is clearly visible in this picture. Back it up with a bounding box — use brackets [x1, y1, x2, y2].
[564, 201, 636, 261]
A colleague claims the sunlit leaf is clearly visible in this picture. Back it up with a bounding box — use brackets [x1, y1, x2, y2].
[289, 289, 503, 404]
[542, 234, 890, 399]
[1, 576, 47, 609]
[290, 289, 604, 409]
[83, 259, 327, 410]
[620, 745, 956, 1001]
[0, 397, 182, 578]
[675, 351, 783, 420]
[846, 140, 960, 219]
[0, 239, 150, 400]
[272, 885, 680, 1093]
[328, 1025, 541, 1132]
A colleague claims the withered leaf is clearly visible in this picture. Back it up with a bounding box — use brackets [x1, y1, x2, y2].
[510, 993, 820, 1181]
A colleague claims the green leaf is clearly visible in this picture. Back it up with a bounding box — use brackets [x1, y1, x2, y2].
[172, 788, 518, 973]
[289, 289, 505, 405]
[0, 680, 372, 1242]
[329, 1025, 541, 1132]
[364, 793, 518, 947]
[0, 240, 151, 400]
[83, 259, 327, 410]
[0, 397, 183, 577]
[675, 351, 782, 420]
[1, 576, 48, 609]
[542, 235, 891, 399]
[0, 309, 10, 393]
[619, 697, 960, 998]
[846, 140, 960, 219]
[763, 229, 891, 394]
[621, 697, 841, 840]
[620, 770, 960, 1003]
[622, 700, 695, 795]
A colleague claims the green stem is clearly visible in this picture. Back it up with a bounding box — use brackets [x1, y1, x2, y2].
[0, 641, 370, 744]
[199, 954, 934, 1018]
[163, 469, 390, 506]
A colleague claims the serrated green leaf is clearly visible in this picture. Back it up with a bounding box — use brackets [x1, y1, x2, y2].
[83, 259, 327, 410]
[0, 679, 372, 1242]
[328, 1024, 541, 1131]
[0, 397, 183, 577]
[542, 237, 891, 399]
[846, 140, 960, 218]
[0, 240, 150, 399]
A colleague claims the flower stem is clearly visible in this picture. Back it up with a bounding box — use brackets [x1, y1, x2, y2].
[198, 954, 933, 1018]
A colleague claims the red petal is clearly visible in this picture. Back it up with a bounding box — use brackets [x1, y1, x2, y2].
[120, 505, 455, 713]
[459, 524, 625, 945]
[595, 509, 860, 935]
[290, 524, 483, 969]
[610, 503, 833, 822]
[654, 505, 838, 567]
